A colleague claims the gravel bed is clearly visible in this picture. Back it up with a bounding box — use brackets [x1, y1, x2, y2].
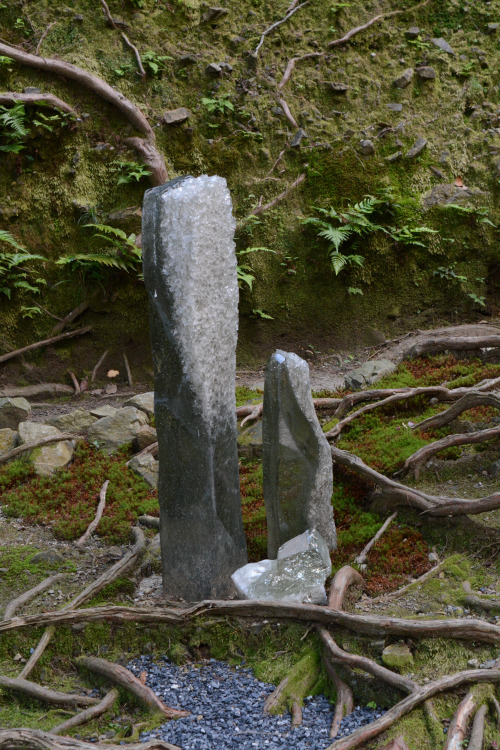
[127, 656, 384, 750]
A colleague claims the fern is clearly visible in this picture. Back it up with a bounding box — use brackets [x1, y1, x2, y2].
[0, 103, 28, 153]
[0, 231, 46, 298]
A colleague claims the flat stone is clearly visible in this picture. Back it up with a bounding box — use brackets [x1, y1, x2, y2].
[205, 62, 222, 76]
[421, 182, 484, 210]
[48, 409, 98, 434]
[262, 350, 336, 557]
[0, 428, 17, 457]
[387, 103, 403, 112]
[86, 407, 147, 454]
[358, 139, 375, 155]
[177, 53, 198, 65]
[431, 37, 455, 55]
[382, 643, 414, 670]
[107, 206, 142, 223]
[290, 128, 308, 147]
[393, 68, 413, 88]
[405, 26, 420, 38]
[344, 359, 396, 390]
[142, 175, 247, 600]
[89, 405, 118, 418]
[416, 66, 436, 79]
[0, 397, 31, 430]
[326, 82, 349, 93]
[134, 424, 157, 450]
[129, 453, 159, 489]
[489, 459, 500, 477]
[162, 107, 192, 126]
[486, 23, 499, 33]
[30, 550, 65, 566]
[124, 392, 155, 416]
[18, 422, 74, 476]
[232, 529, 331, 604]
[405, 137, 427, 159]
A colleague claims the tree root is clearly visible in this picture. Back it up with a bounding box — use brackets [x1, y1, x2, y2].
[49, 689, 118, 736]
[463, 595, 500, 613]
[247, 173, 306, 217]
[403, 334, 500, 359]
[413, 391, 500, 432]
[122, 137, 169, 187]
[330, 445, 500, 516]
[0, 677, 99, 708]
[137, 514, 160, 529]
[0, 384, 74, 399]
[400, 426, 500, 479]
[91, 350, 109, 383]
[3, 574, 66, 620]
[443, 690, 477, 750]
[99, 0, 146, 79]
[76, 656, 189, 719]
[236, 396, 340, 426]
[75, 481, 109, 547]
[0, 92, 76, 115]
[277, 98, 298, 128]
[0, 729, 180, 750]
[0, 327, 92, 365]
[353, 512, 397, 566]
[0, 434, 81, 468]
[467, 703, 488, 750]
[368, 559, 447, 603]
[278, 52, 325, 89]
[254, 1, 309, 55]
[18, 528, 146, 679]
[327, 566, 364, 610]
[323, 655, 354, 738]
[3, 600, 499, 643]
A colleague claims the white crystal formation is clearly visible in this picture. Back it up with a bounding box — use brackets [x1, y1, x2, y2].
[142, 175, 247, 600]
[232, 529, 331, 605]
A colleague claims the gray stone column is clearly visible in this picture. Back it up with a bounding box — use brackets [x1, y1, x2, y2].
[142, 175, 247, 600]
[263, 350, 337, 558]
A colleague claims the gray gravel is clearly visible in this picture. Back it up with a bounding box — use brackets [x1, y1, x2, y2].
[127, 656, 384, 749]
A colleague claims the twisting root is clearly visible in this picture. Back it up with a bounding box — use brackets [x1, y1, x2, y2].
[443, 691, 476, 750]
[254, 1, 309, 56]
[49, 689, 119, 735]
[99, 0, 146, 79]
[353, 513, 397, 566]
[467, 703, 488, 750]
[75, 480, 109, 547]
[3, 574, 66, 620]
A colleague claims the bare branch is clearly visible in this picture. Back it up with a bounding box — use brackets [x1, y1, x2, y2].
[75, 480, 109, 547]
[0, 327, 92, 365]
[413, 391, 500, 432]
[91, 350, 109, 383]
[254, 1, 309, 56]
[35, 22, 55, 56]
[249, 172, 306, 217]
[3, 574, 66, 620]
[353, 512, 397, 566]
[277, 98, 298, 128]
[0, 677, 99, 708]
[50, 689, 118, 736]
[0, 92, 75, 115]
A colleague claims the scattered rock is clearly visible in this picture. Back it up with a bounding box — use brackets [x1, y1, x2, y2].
[486, 22, 499, 34]
[218, 62, 233, 73]
[107, 206, 142, 224]
[30, 550, 65, 566]
[124, 392, 155, 417]
[405, 137, 427, 159]
[162, 107, 192, 126]
[0, 397, 31, 430]
[344, 359, 396, 390]
[431, 37, 455, 55]
[48, 409, 98, 434]
[416, 66, 436, 80]
[18, 422, 74, 476]
[205, 62, 222, 76]
[134, 424, 158, 451]
[200, 7, 228, 24]
[326, 82, 349, 94]
[387, 103, 403, 112]
[489, 459, 500, 477]
[136, 574, 162, 597]
[358, 139, 375, 155]
[177, 53, 198, 65]
[421, 182, 484, 210]
[393, 68, 414, 88]
[382, 643, 413, 670]
[0, 427, 17, 457]
[87, 407, 147, 454]
[89, 405, 118, 418]
[386, 151, 403, 162]
[405, 27, 420, 39]
[129, 453, 159, 489]
[290, 128, 308, 147]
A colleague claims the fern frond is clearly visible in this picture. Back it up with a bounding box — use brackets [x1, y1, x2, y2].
[318, 225, 351, 251]
[87, 224, 128, 240]
[0, 230, 24, 251]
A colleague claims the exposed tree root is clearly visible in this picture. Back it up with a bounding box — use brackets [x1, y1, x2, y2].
[76, 656, 189, 719]
[353, 513, 397, 566]
[100, 0, 146, 79]
[75, 481, 109, 547]
[123, 352, 133, 387]
[330, 445, 500, 516]
[323, 655, 354, 738]
[278, 52, 325, 89]
[0, 729, 180, 750]
[3, 574, 66, 620]
[263, 673, 292, 714]
[236, 396, 340, 426]
[413, 391, 500, 432]
[137, 514, 160, 529]
[443, 691, 477, 750]
[0, 434, 80, 468]
[35, 22, 55, 56]
[51, 298, 95, 336]
[0, 327, 92, 365]
[0, 384, 74, 399]
[468, 702, 488, 750]
[463, 595, 500, 613]
[49, 689, 118, 736]
[3, 601, 499, 644]
[254, 1, 309, 55]
[248, 173, 306, 217]
[403, 334, 500, 359]
[67, 371, 80, 396]
[91, 350, 109, 382]
[368, 559, 447, 603]
[277, 97, 298, 128]
[0, 92, 76, 115]
[401, 426, 500, 478]
[327, 566, 364, 610]
[18, 529, 146, 679]
[291, 699, 302, 727]
[0, 677, 99, 708]
[0, 42, 167, 185]
[126, 443, 159, 465]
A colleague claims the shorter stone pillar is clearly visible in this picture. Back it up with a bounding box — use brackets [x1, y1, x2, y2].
[262, 350, 337, 558]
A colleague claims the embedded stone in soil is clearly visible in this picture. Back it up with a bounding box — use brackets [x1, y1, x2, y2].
[127, 656, 384, 749]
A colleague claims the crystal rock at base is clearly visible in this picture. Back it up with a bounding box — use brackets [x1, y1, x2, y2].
[263, 350, 336, 558]
[142, 175, 247, 600]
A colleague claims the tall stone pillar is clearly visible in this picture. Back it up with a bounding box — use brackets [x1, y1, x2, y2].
[263, 350, 337, 559]
[142, 175, 247, 600]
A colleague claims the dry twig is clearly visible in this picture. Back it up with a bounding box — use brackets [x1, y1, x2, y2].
[254, 1, 309, 55]
[75, 480, 109, 547]
[35, 22, 55, 55]
[0, 327, 92, 365]
[248, 173, 306, 217]
[353, 513, 397, 566]
[91, 350, 109, 383]
[99, 0, 146, 79]
[0, 434, 79, 468]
